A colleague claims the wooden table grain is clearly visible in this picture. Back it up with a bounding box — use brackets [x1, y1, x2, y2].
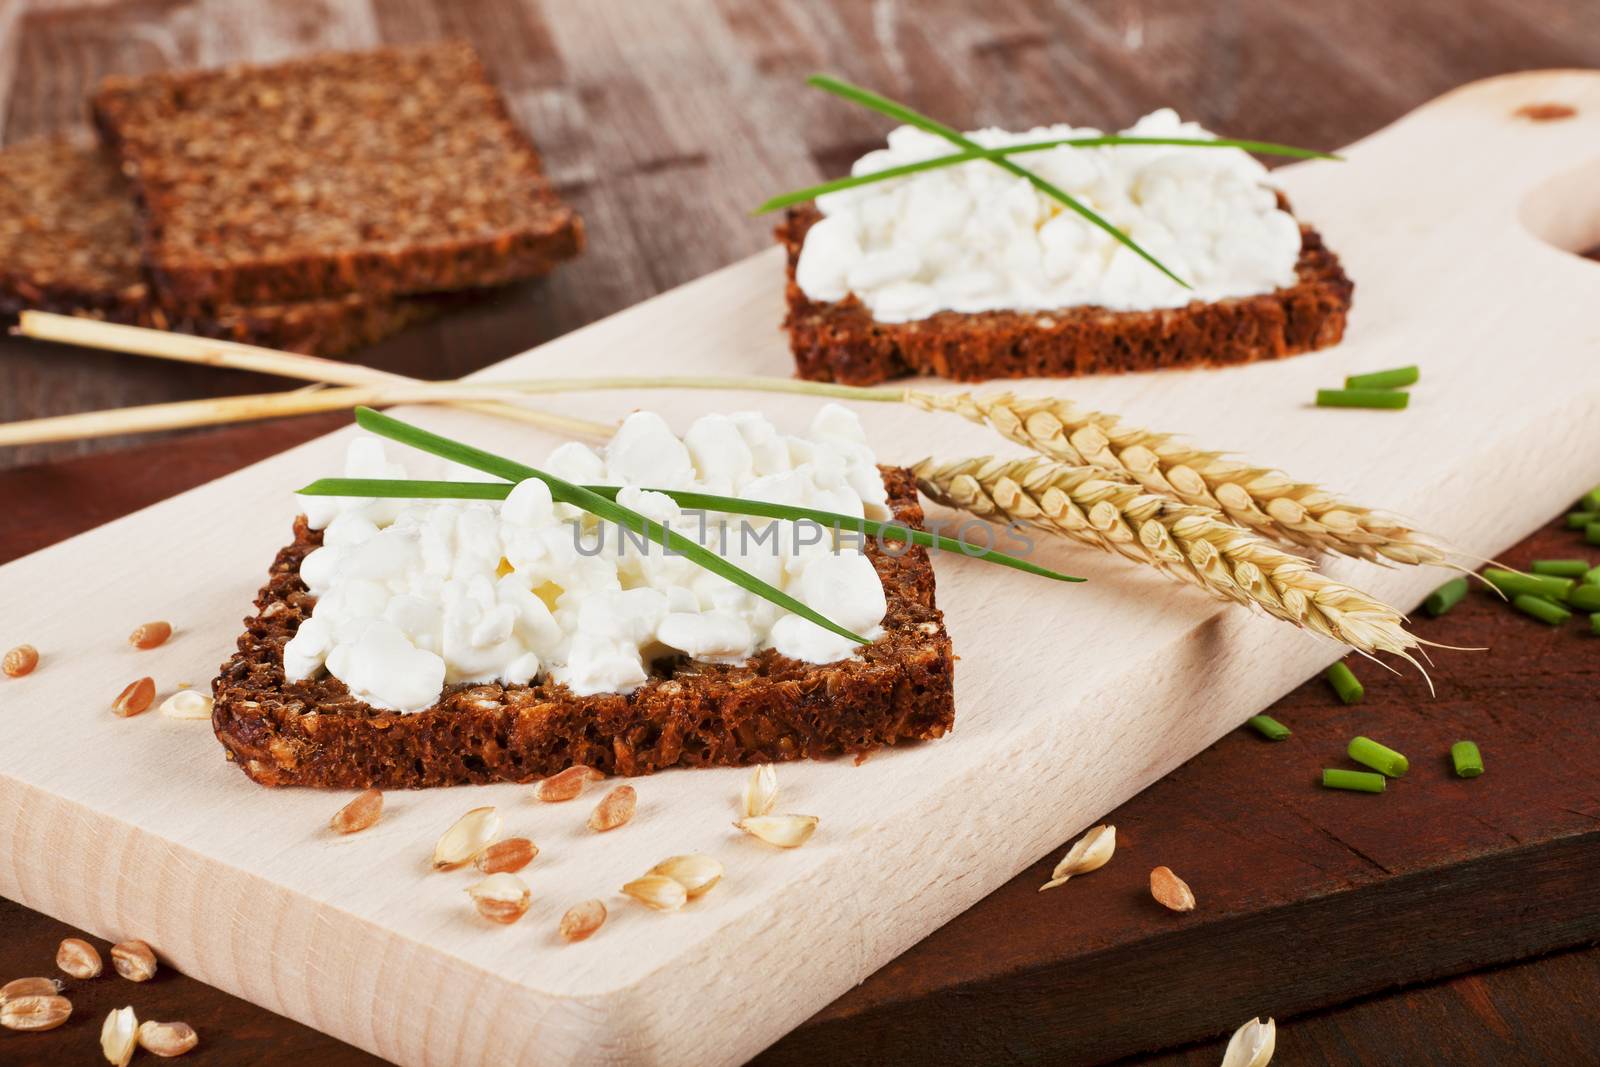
[3, 1, 1600, 1065]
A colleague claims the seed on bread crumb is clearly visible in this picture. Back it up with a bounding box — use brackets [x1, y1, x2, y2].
[128, 621, 173, 650]
[112, 678, 157, 717]
[3, 644, 38, 677]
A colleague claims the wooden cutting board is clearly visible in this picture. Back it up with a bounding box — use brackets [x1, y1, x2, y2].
[3, 71, 1599, 1067]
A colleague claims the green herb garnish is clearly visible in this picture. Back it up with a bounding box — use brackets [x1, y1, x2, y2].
[1347, 735, 1409, 778]
[1512, 594, 1571, 626]
[1570, 585, 1600, 613]
[803, 74, 1192, 290]
[1450, 741, 1484, 779]
[339, 407, 869, 646]
[1321, 768, 1386, 794]
[1245, 714, 1291, 741]
[1423, 577, 1468, 617]
[1325, 661, 1364, 705]
[1315, 388, 1410, 410]
[1565, 511, 1597, 529]
[1530, 559, 1589, 578]
[296, 477, 1084, 584]
[1482, 567, 1573, 602]
[1343, 365, 1420, 390]
[756, 135, 1338, 215]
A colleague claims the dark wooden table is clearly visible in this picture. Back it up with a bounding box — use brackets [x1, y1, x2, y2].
[4, 2, 1600, 1065]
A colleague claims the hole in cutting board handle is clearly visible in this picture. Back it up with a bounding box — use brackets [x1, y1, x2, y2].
[1519, 157, 1600, 262]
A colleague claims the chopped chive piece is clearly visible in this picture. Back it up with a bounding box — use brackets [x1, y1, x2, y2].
[1450, 741, 1484, 778]
[1582, 485, 1600, 512]
[1325, 661, 1364, 704]
[1592, 613, 1600, 636]
[1348, 735, 1409, 777]
[1565, 511, 1597, 529]
[1482, 567, 1575, 601]
[1585, 565, 1600, 586]
[1315, 388, 1409, 410]
[1246, 714, 1292, 741]
[1587, 522, 1600, 546]
[1531, 559, 1590, 577]
[1423, 577, 1469, 617]
[1568, 584, 1600, 612]
[1343, 365, 1419, 390]
[1512, 593, 1571, 626]
[1322, 768, 1386, 793]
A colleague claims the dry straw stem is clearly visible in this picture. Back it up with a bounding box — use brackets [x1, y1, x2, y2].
[907, 390, 1446, 566]
[914, 456, 1422, 662]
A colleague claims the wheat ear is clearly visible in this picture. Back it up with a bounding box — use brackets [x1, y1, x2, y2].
[906, 390, 1445, 567]
[914, 455, 1422, 660]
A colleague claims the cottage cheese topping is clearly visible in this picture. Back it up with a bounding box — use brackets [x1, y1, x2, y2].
[795, 109, 1302, 322]
[282, 406, 892, 711]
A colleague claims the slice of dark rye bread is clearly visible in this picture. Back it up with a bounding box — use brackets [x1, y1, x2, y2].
[776, 202, 1354, 386]
[0, 137, 442, 356]
[92, 42, 584, 305]
[212, 466, 956, 789]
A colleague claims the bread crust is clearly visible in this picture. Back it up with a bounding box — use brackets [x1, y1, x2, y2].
[92, 42, 583, 305]
[0, 136, 442, 356]
[212, 467, 956, 789]
[776, 203, 1354, 385]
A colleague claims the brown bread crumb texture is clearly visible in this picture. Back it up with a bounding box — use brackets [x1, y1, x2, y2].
[0, 136, 442, 355]
[92, 41, 583, 305]
[212, 467, 955, 789]
[776, 203, 1354, 386]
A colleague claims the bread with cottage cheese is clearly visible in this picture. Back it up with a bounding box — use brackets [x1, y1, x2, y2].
[211, 466, 955, 789]
[776, 202, 1353, 386]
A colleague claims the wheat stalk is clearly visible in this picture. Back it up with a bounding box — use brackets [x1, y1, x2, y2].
[913, 455, 1422, 660]
[907, 390, 1445, 567]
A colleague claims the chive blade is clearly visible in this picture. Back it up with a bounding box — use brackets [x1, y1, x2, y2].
[1422, 576, 1468, 617]
[1321, 768, 1385, 794]
[1482, 567, 1574, 601]
[1325, 661, 1364, 705]
[1450, 740, 1484, 778]
[1348, 735, 1409, 778]
[1581, 484, 1600, 512]
[1316, 388, 1409, 410]
[1567, 584, 1600, 612]
[755, 135, 1339, 214]
[1245, 714, 1291, 741]
[1530, 559, 1589, 578]
[297, 476, 1086, 583]
[1564, 511, 1597, 529]
[806, 74, 1192, 289]
[1343, 365, 1419, 390]
[1511, 593, 1571, 626]
[349, 408, 869, 647]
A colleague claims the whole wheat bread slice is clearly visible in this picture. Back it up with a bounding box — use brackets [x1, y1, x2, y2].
[776, 202, 1353, 386]
[92, 42, 583, 305]
[212, 467, 955, 789]
[0, 136, 442, 356]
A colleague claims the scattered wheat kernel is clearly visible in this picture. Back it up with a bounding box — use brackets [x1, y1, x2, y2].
[0, 994, 71, 1032]
[137, 1019, 199, 1057]
[649, 854, 723, 898]
[743, 763, 778, 817]
[101, 1006, 139, 1066]
[474, 837, 537, 874]
[588, 785, 637, 832]
[158, 689, 212, 720]
[110, 940, 157, 982]
[112, 677, 157, 718]
[559, 899, 607, 942]
[328, 789, 382, 834]
[1, 976, 64, 1003]
[467, 873, 531, 925]
[432, 806, 500, 870]
[57, 937, 104, 979]
[734, 813, 819, 849]
[1150, 866, 1197, 913]
[1220, 1016, 1276, 1067]
[128, 621, 173, 650]
[622, 874, 688, 912]
[1039, 824, 1116, 892]
[537, 764, 602, 802]
[2, 644, 38, 677]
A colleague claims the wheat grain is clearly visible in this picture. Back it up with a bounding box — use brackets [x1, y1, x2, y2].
[907, 390, 1445, 566]
[914, 456, 1421, 660]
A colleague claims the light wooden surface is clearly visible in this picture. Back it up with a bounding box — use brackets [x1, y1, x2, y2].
[3, 72, 1600, 1066]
